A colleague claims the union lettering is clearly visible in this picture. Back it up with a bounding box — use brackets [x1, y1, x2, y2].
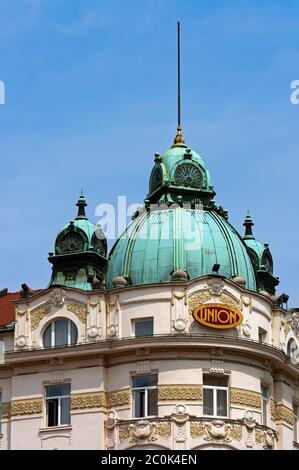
[193, 303, 243, 329]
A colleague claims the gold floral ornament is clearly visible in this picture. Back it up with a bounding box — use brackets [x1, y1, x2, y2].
[188, 290, 212, 315]
[158, 384, 202, 401]
[30, 303, 51, 331]
[67, 302, 88, 324]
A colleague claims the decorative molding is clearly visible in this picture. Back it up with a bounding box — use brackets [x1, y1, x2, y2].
[188, 290, 212, 315]
[119, 425, 130, 443]
[230, 388, 261, 409]
[230, 425, 243, 442]
[255, 428, 264, 446]
[129, 420, 157, 443]
[67, 302, 88, 324]
[158, 385, 202, 402]
[171, 289, 188, 306]
[2, 402, 11, 419]
[275, 403, 294, 426]
[106, 390, 130, 409]
[136, 360, 151, 374]
[210, 359, 224, 374]
[120, 298, 171, 306]
[157, 421, 171, 440]
[30, 303, 51, 331]
[190, 421, 205, 439]
[71, 392, 106, 410]
[11, 398, 43, 416]
[219, 292, 239, 309]
[207, 278, 225, 296]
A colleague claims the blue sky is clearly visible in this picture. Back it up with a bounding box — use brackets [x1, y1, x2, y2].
[0, 0, 298, 305]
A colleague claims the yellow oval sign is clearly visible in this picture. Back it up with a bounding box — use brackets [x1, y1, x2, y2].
[193, 303, 243, 329]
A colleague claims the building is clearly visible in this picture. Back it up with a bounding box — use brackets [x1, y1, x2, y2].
[0, 45, 299, 450]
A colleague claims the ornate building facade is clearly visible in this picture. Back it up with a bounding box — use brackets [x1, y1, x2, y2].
[0, 124, 298, 450]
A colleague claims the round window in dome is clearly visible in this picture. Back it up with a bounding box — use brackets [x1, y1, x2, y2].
[43, 319, 78, 348]
[58, 231, 84, 254]
[174, 163, 203, 188]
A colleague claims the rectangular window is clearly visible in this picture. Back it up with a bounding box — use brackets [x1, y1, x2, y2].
[294, 405, 298, 442]
[46, 384, 71, 427]
[133, 318, 153, 337]
[261, 386, 268, 426]
[258, 328, 267, 343]
[203, 375, 228, 418]
[132, 375, 158, 418]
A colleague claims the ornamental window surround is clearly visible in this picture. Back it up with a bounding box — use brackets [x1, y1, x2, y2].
[261, 385, 269, 426]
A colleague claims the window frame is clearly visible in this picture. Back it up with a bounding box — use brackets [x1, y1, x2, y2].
[132, 318, 154, 338]
[132, 375, 158, 419]
[261, 385, 268, 426]
[202, 374, 229, 418]
[45, 384, 71, 428]
[43, 319, 78, 348]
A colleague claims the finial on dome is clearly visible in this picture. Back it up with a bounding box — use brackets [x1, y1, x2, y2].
[76, 192, 88, 220]
[243, 211, 254, 239]
[171, 21, 187, 148]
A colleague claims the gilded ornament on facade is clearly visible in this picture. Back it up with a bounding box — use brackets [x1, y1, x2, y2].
[219, 292, 239, 309]
[67, 302, 88, 323]
[275, 403, 294, 426]
[230, 425, 243, 442]
[230, 388, 261, 409]
[106, 390, 131, 408]
[118, 425, 130, 443]
[30, 303, 51, 331]
[255, 428, 264, 446]
[188, 291, 212, 315]
[157, 421, 171, 440]
[11, 398, 43, 416]
[190, 421, 205, 439]
[158, 385, 202, 402]
[2, 402, 11, 419]
[71, 392, 106, 410]
[204, 420, 232, 442]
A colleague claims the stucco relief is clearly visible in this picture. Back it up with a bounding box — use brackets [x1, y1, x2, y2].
[30, 303, 51, 331]
[67, 302, 88, 324]
[158, 385, 203, 402]
[11, 398, 43, 416]
[230, 388, 261, 409]
[129, 420, 158, 443]
[71, 392, 106, 410]
[106, 389, 131, 408]
[190, 420, 242, 443]
[275, 403, 294, 426]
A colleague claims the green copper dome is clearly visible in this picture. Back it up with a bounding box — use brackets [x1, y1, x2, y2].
[49, 194, 107, 291]
[107, 207, 257, 290]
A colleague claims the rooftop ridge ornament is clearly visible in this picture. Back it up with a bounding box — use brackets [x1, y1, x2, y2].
[243, 211, 255, 239]
[76, 192, 88, 220]
[172, 21, 187, 148]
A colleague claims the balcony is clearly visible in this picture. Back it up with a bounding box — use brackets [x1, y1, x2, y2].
[104, 412, 278, 450]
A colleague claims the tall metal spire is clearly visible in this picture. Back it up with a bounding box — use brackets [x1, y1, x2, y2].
[172, 21, 186, 148]
[76, 192, 88, 220]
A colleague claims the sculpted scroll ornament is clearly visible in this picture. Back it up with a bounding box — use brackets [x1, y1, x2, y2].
[67, 302, 88, 324]
[207, 278, 225, 296]
[30, 303, 51, 331]
[129, 420, 158, 443]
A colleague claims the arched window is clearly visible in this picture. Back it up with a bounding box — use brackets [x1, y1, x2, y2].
[287, 338, 296, 359]
[43, 319, 78, 348]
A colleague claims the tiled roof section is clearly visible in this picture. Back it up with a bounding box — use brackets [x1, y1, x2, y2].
[0, 291, 43, 329]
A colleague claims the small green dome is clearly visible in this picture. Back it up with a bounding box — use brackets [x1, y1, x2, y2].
[107, 207, 257, 290]
[49, 194, 107, 291]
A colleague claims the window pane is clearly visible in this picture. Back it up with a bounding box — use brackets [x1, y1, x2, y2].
[261, 386, 268, 399]
[43, 324, 52, 348]
[133, 375, 157, 388]
[203, 388, 213, 415]
[147, 387, 158, 416]
[46, 384, 70, 397]
[70, 321, 78, 345]
[47, 399, 58, 427]
[203, 375, 228, 387]
[135, 319, 153, 337]
[60, 398, 71, 425]
[134, 390, 145, 418]
[217, 389, 227, 417]
[54, 320, 68, 346]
